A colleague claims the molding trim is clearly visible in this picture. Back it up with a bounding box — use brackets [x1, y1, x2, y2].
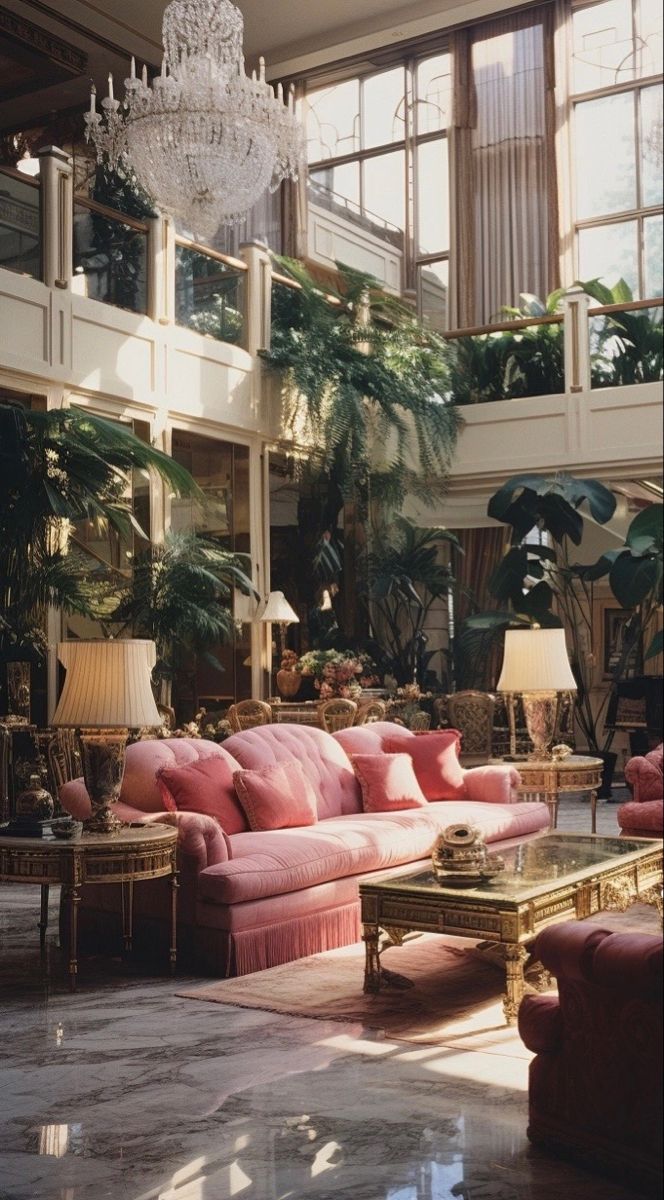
[0, 5, 87, 75]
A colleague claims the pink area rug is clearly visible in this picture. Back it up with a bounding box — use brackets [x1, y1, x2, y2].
[178, 905, 660, 1047]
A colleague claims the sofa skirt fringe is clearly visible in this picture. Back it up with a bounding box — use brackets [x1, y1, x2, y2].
[229, 903, 362, 977]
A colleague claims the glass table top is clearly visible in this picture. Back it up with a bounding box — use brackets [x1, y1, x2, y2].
[364, 834, 662, 905]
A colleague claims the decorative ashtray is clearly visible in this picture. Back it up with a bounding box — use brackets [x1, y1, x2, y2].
[432, 823, 506, 886]
[51, 818, 83, 840]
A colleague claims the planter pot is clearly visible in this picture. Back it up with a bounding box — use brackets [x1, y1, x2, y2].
[277, 670, 301, 699]
[595, 750, 618, 801]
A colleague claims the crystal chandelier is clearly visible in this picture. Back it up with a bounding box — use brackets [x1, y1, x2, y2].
[84, 0, 303, 240]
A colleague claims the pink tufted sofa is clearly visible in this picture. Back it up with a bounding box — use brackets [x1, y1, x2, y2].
[618, 744, 663, 838]
[60, 722, 550, 976]
[519, 922, 663, 1196]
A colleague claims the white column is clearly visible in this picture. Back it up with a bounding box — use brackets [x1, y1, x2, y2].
[37, 146, 73, 290]
[562, 287, 592, 395]
[147, 214, 175, 325]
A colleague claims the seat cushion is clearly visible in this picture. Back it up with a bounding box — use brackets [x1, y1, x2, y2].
[351, 753, 428, 812]
[618, 799, 663, 836]
[157, 754, 249, 834]
[198, 800, 550, 906]
[224, 724, 361, 819]
[234, 760, 319, 831]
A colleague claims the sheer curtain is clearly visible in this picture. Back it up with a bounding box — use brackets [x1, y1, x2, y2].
[450, 9, 560, 326]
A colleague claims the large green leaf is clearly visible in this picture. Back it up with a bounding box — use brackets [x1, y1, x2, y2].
[645, 629, 663, 662]
[626, 504, 663, 553]
[489, 547, 529, 601]
[609, 551, 660, 607]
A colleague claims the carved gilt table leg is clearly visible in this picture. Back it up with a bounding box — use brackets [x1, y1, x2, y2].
[62, 884, 81, 992]
[503, 944, 529, 1025]
[122, 879, 134, 953]
[590, 789, 598, 835]
[363, 924, 382, 994]
[602, 876, 663, 920]
[39, 883, 49, 951]
[170, 861, 179, 975]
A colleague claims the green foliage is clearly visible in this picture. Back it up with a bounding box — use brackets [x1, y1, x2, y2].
[0, 403, 199, 662]
[363, 517, 460, 686]
[582, 279, 664, 386]
[265, 258, 462, 508]
[108, 531, 258, 684]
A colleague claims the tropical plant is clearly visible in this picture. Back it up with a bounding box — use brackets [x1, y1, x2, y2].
[467, 472, 660, 755]
[582, 278, 664, 387]
[0, 403, 196, 689]
[266, 258, 461, 509]
[362, 517, 461, 688]
[107, 531, 258, 703]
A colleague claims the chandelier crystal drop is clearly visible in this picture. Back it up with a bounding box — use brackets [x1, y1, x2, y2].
[84, 0, 304, 240]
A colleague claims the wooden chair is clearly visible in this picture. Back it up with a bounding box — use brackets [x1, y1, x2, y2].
[317, 698, 358, 733]
[409, 711, 432, 732]
[227, 700, 273, 733]
[446, 690, 495, 765]
[354, 700, 387, 726]
[46, 729, 82, 813]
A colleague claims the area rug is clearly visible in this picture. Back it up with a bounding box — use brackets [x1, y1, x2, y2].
[178, 904, 660, 1047]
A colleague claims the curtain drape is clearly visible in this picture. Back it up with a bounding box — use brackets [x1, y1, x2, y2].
[450, 6, 561, 325]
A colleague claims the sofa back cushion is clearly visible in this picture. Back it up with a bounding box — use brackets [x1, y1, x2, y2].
[384, 730, 465, 801]
[120, 737, 237, 812]
[352, 753, 428, 812]
[334, 722, 414, 758]
[157, 754, 249, 834]
[224, 724, 362, 819]
[233, 760, 319, 831]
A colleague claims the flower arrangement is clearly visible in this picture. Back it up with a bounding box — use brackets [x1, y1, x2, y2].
[280, 649, 299, 672]
[297, 650, 380, 700]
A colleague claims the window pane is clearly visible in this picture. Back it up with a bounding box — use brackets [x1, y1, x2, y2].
[419, 260, 449, 332]
[572, 0, 635, 93]
[578, 219, 639, 294]
[73, 203, 147, 313]
[0, 171, 40, 278]
[175, 245, 244, 344]
[363, 151, 405, 237]
[362, 68, 405, 149]
[575, 93, 636, 218]
[641, 85, 664, 207]
[417, 139, 449, 254]
[644, 215, 663, 297]
[306, 79, 360, 162]
[416, 53, 452, 134]
[309, 162, 361, 214]
[638, 0, 663, 77]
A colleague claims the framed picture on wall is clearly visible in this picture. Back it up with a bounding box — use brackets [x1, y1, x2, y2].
[603, 607, 643, 679]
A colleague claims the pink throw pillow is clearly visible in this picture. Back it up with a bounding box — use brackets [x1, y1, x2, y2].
[352, 753, 428, 812]
[384, 730, 465, 801]
[157, 756, 249, 834]
[233, 760, 318, 831]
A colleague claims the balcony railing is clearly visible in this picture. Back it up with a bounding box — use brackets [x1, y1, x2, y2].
[175, 237, 246, 345]
[0, 149, 662, 388]
[73, 196, 149, 314]
[0, 165, 41, 280]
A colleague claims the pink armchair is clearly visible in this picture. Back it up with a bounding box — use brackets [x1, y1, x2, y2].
[618, 744, 663, 838]
[519, 922, 663, 1197]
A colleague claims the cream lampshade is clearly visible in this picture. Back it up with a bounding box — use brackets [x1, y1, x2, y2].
[259, 592, 300, 626]
[53, 640, 161, 833]
[497, 628, 577, 760]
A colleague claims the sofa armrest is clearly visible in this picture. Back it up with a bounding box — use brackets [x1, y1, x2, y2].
[624, 753, 663, 803]
[142, 811, 231, 873]
[463, 763, 521, 804]
[518, 994, 562, 1053]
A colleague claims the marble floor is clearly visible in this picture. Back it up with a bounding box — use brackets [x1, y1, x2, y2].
[0, 794, 653, 1200]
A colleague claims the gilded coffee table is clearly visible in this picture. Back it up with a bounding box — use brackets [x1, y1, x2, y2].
[360, 833, 663, 1024]
[492, 756, 604, 831]
[0, 825, 179, 989]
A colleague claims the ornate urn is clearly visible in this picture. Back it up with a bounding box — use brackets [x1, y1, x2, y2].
[432, 823, 505, 886]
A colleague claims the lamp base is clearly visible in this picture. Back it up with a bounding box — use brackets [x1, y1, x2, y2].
[522, 692, 559, 761]
[79, 730, 128, 834]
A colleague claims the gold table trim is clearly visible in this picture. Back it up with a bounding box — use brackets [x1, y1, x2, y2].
[360, 835, 663, 1025]
[0, 825, 179, 989]
[492, 756, 604, 832]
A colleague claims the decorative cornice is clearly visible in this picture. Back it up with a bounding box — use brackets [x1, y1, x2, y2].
[0, 5, 88, 75]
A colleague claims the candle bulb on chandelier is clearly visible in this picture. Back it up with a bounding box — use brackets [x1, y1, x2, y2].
[277, 82, 283, 102]
[259, 56, 265, 82]
[142, 63, 148, 86]
[107, 73, 114, 101]
[89, 83, 96, 114]
[130, 56, 136, 79]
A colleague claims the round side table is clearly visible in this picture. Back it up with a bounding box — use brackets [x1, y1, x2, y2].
[0, 824, 178, 989]
[493, 756, 604, 832]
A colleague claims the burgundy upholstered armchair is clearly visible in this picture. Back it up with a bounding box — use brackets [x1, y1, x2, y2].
[618, 743, 663, 838]
[519, 922, 663, 1197]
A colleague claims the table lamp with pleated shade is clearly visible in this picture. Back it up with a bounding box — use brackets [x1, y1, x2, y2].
[497, 628, 577, 760]
[52, 640, 161, 832]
